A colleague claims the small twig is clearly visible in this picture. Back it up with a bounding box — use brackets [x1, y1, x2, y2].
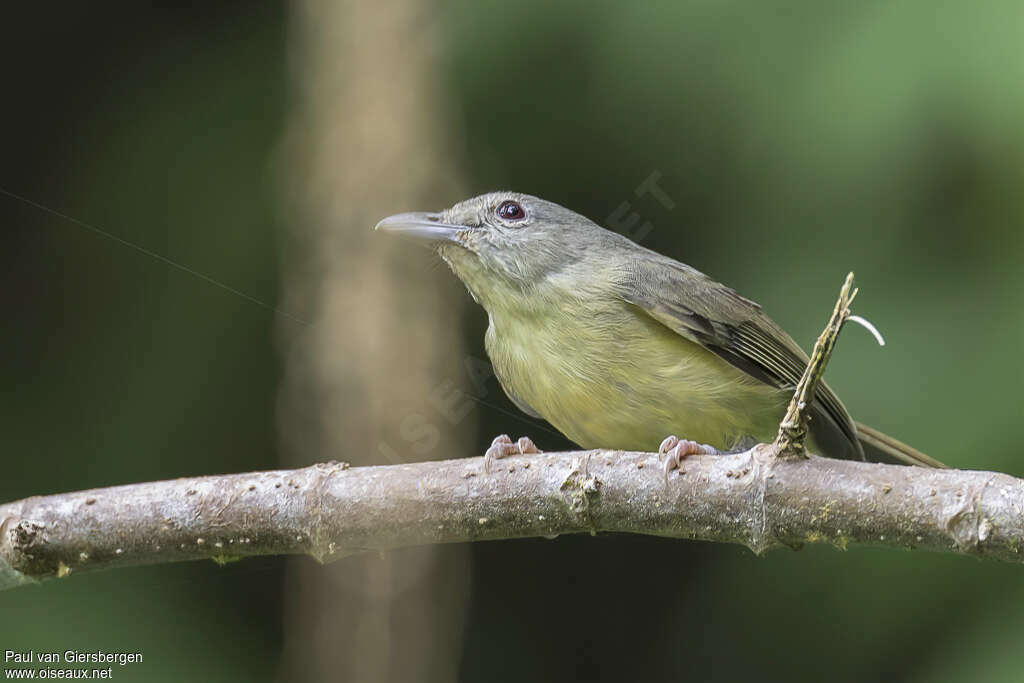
[774, 272, 857, 458]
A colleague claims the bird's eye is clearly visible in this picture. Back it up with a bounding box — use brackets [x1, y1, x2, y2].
[495, 200, 526, 221]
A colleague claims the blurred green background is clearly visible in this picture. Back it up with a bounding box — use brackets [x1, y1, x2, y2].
[3, 1, 1023, 681]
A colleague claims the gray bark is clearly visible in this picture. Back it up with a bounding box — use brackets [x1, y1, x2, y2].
[3, 446, 1022, 590]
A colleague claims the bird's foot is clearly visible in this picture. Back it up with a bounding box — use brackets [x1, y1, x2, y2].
[658, 435, 719, 485]
[484, 434, 541, 474]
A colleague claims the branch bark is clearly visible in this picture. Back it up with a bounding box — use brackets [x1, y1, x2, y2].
[3, 449, 1023, 590]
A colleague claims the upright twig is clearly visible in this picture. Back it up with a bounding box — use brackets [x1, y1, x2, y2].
[774, 272, 857, 458]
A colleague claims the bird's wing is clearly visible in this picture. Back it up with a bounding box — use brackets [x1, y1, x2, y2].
[616, 254, 862, 459]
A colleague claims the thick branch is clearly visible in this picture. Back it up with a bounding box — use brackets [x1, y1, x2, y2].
[2, 450, 1023, 590]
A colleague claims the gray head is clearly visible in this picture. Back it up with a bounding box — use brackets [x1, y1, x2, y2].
[375, 191, 623, 307]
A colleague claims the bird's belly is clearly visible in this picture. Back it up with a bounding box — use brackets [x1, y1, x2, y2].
[487, 313, 788, 452]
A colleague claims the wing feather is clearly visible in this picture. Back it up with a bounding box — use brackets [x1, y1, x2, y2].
[617, 254, 862, 460]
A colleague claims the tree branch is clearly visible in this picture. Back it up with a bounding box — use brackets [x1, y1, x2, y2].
[4, 274, 1021, 591]
[2, 451, 1023, 590]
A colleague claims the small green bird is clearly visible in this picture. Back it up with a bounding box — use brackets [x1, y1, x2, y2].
[376, 192, 945, 473]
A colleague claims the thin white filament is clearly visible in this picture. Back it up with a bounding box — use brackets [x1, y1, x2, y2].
[849, 314, 886, 346]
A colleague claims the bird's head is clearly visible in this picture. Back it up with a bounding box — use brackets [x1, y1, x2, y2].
[375, 191, 617, 308]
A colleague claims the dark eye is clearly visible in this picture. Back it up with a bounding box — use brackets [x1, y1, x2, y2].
[495, 200, 526, 221]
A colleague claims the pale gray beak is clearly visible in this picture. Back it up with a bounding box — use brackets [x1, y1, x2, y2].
[374, 212, 464, 243]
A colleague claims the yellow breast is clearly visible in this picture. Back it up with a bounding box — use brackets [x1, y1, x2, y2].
[485, 296, 788, 452]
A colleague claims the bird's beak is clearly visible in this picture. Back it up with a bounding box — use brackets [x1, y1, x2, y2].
[374, 212, 464, 243]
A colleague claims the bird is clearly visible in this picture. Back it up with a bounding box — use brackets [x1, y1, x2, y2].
[375, 191, 945, 475]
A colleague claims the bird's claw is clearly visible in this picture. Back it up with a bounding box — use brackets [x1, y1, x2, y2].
[657, 435, 719, 485]
[484, 434, 541, 474]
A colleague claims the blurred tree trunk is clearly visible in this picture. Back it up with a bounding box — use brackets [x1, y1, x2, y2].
[277, 1, 471, 680]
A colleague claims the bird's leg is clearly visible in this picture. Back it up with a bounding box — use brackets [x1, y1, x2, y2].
[484, 434, 541, 474]
[658, 435, 720, 485]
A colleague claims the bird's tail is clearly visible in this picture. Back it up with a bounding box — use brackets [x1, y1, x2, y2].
[855, 422, 948, 468]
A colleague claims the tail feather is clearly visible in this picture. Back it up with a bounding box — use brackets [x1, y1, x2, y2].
[855, 422, 948, 468]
